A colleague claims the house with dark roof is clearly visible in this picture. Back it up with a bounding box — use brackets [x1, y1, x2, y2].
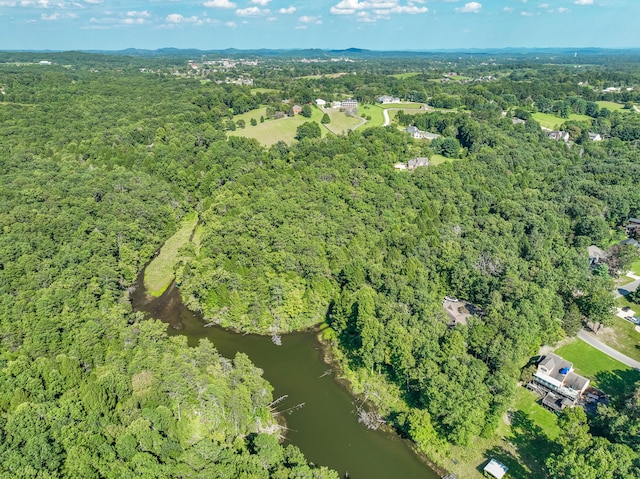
[534, 353, 590, 402]
[626, 218, 640, 235]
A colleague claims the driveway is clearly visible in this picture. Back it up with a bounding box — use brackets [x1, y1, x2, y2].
[578, 329, 640, 370]
[615, 278, 640, 298]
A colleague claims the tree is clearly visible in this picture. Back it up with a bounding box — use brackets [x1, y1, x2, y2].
[321, 113, 331, 124]
[295, 122, 321, 141]
[250, 118, 257, 126]
[301, 104, 313, 118]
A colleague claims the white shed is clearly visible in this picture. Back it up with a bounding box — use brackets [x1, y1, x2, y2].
[483, 459, 508, 479]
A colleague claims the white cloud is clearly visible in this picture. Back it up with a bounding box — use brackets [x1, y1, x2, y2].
[455, 1, 481, 13]
[166, 13, 198, 23]
[203, 0, 236, 8]
[574, 0, 593, 4]
[127, 10, 150, 18]
[236, 6, 266, 16]
[251, 0, 271, 4]
[330, 0, 428, 16]
[503, 6, 513, 12]
[557, 6, 570, 13]
[279, 6, 295, 14]
[521, 11, 534, 16]
[299, 15, 322, 24]
[41, 12, 59, 19]
[225, 20, 236, 26]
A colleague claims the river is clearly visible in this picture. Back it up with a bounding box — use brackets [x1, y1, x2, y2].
[131, 273, 440, 479]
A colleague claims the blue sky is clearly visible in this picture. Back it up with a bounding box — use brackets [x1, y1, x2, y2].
[0, 0, 637, 51]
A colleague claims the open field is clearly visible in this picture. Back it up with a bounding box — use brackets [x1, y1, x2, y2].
[631, 260, 640, 276]
[554, 339, 640, 397]
[322, 109, 363, 135]
[229, 107, 326, 145]
[597, 316, 640, 362]
[144, 212, 198, 297]
[429, 154, 455, 166]
[532, 112, 592, 129]
[391, 72, 421, 79]
[378, 102, 426, 109]
[359, 104, 386, 128]
[251, 87, 280, 95]
[596, 100, 625, 112]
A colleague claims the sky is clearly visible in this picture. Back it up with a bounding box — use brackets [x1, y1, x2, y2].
[0, 0, 638, 51]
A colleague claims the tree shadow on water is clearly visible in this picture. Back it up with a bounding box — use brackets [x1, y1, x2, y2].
[481, 411, 553, 479]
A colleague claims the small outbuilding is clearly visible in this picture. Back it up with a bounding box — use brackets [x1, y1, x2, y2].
[483, 458, 508, 479]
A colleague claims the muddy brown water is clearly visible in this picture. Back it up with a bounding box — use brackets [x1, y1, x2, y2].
[131, 273, 440, 479]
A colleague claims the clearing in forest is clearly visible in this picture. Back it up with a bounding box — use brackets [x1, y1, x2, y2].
[532, 112, 591, 129]
[144, 212, 198, 297]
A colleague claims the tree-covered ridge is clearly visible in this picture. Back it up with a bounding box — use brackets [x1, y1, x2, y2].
[0, 155, 337, 478]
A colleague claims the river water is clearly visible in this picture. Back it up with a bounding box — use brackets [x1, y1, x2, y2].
[131, 275, 440, 479]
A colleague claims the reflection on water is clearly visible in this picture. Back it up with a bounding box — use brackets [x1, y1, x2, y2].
[132, 277, 439, 479]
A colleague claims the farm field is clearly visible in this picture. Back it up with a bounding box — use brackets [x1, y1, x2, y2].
[532, 112, 592, 129]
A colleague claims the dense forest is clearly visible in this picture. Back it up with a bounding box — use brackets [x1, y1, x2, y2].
[1, 51, 640, 477]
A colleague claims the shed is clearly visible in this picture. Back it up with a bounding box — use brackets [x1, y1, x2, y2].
[483, 458, 508, 479]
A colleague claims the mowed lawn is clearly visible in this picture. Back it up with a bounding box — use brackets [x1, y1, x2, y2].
[229, 107, 326, 145]
[322, 108, 363, 135]
[554, 339, 640, 397]
[532, 112, 592, 129]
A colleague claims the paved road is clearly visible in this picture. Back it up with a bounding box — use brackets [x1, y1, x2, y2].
[382, 108, 390, 127]
[615, 278, 640, 298]
[578, 329, 640, 370]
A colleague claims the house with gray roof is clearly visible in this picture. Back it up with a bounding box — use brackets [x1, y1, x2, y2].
[534, 353, 590, 402]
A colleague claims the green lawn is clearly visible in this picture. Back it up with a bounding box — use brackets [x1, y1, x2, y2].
[630, 260, 640, 276]
[532, 112, 592, 130]
[429, 154, 455, 166]
[322, 109, 363, 135]
[379, 102, 426, 109]
[229, 107, 326, 145]
[554, 339, 640, 397]
[360, 104, 386, 128]
[512, 388, 560, 440]
[596, 101, 624, 112]
[617, 275, 635, 287]
[144, 212, 198, 297]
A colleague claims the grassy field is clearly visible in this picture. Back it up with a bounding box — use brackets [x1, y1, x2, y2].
[360, 104, 386, 128]
[250, 87, 279, 95]
[379, 102, 426, 109]
[596, 100, 625, 112]
[597, 316, 640, 362]
[631, 259, 640, 276]
[391, 72, 421, 79]
[144, 212, 198, 297]
[554, 339, 640, 397]
[532, 112, 592, 129]
[322, 109, 363, 135]
[429, 154, 455, 166]
[229, 107, 326, 145]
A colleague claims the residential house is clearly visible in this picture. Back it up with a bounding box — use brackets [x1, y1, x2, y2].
[406, 125, 425, 139]
[393, 163, 408, 170]
[408, 157, 429, 170]
[547, 130, 570, 142]
[620, 238, 640, 248]
[511, 117, 526, 125]
[588, 132, 603, 141]
[587, 245, 605, 267]
[332, 100, 342, 108]
[483, 459, 508, 479]
[626, 218, 640, 235]
[315, 98, 326, 107]
[342, 98, 358, 109]
[534, 353, 590, 403]
[290, 105, 302, 116]
[376, 95, 400, 104]
[273, 111, 286, 120]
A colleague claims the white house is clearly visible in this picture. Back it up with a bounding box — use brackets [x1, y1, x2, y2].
[332, 100, 342, 108]
[315, 98, 326, 107]
[547, 130, 570, 142]
[342, 98, 358, 109]
[534, 353, 590, 401]
[588, 132, 603, 141]
[377, 95, 400, 104]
